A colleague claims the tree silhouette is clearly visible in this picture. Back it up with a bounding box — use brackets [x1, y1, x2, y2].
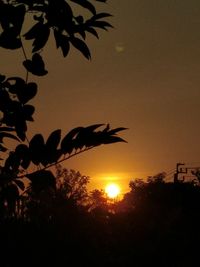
[0, 0, 127, 218]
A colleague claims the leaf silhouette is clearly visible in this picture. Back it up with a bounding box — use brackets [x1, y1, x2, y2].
[7, 78, 37, 104]
[23, 53, 48, 76]
[73, 124, 104, 148]
[0, 28, 22, 49]
[61, 127, 83, 154]
[45, 129, 62, 163]
[0, 132, 19, 143]
[70, 37, 91, 60]
[0, 4, 25, 33]
[29, 134, 45, 165]
[24, 22, 50, 52]
[20, 82, 38, 104]
[86, 27, 99, 38]
[92, 13, 112, 20]
[23, 105, 35, 121]
[15, 144, 31, 169]
[102, 136, 127, 144]
[46, 129, 61, 151]
[107, 127, 128, 135]
[54, 30, 70, 57]
[91, 20, 113, 30]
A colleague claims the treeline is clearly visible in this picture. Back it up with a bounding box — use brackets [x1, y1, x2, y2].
[1, 167, 200, 267]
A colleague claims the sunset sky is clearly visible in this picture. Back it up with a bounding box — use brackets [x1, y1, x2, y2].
[1, 0, 200, 194]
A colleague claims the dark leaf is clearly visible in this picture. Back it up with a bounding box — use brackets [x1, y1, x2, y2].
[78, 30, 86, 40]
[75, 15, 84, 24]
[22, 59, 32, 73]
[108, 127, 128, 135]
[15, 119, 27, 141]
[23, 22, 43, 40]
[4, 151, 21, 172]
[23, 53, 48, 76]
[32, 24, 50, 52]
[70, 37, 91, 60]
[86, 27, 99, 38]
[54, 30, 70, 57]
[0, 4, 25, 34]
[46, 129, 61, 151]
[92, 13, 112, 20]
[0, 28, 22, 49]
[23, 105, 35, 121]
[61, 127, 83, 154]
[29, 134, 45, 165]
[92, 20, 113, 30]
[6, 76, 25, 94]
[102, 136, 127, 144]
[85, 124, 104, 132]
[18, 82, 37, 104]
[15, 144, 31, 169]
[12, 4, 26, 34]
[0, 132, 19, 143]
[0, 127, 15, 132]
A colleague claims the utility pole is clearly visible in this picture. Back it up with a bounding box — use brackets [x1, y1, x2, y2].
[174, 163, 187, 183]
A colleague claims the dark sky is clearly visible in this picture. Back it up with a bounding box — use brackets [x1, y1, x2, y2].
[1, 0, 200, 193]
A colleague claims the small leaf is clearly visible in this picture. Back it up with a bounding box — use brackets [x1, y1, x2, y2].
[86, 27, 99, 38]
[61, 127, 83, 154]
[108, 127, 128, 135]
[92, 20, 113, 30]
[29, 134, 45, 165]
[15, 144, 31, 169]
[54, 30, 70, 57]
[23, 22, 43, 40]
[0, 127, 15, 132]
[46, 129, 61, 151]
[92, 13, 112, 20]
[32, 24, 50, 52]
[0, 132, 19, 143]
[19, 82, 37, 104]
[23, 53, 48, 76]
[70, 37, 91, 60]
[23, 105, 35, 121]
[103, 136, 127, 144]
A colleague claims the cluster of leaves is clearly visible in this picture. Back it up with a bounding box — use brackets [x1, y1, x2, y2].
[0, 0, 112, 73]
[0, 0, 127, 219]
[0, 74, 36, 143]
[6, 124, 126, 171]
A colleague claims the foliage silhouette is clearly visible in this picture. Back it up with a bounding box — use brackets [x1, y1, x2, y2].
[0, 0, 127, 218]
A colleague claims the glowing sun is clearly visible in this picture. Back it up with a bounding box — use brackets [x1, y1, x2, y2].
[105, 183, 121, 199]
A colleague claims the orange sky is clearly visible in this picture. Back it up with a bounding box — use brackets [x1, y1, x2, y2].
[1, 0, 200, 194]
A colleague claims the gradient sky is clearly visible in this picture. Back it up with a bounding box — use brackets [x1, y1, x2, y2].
[1, 0, 200, 194]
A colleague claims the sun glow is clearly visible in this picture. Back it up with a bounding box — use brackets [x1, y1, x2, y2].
[105, 183, 121, 199]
